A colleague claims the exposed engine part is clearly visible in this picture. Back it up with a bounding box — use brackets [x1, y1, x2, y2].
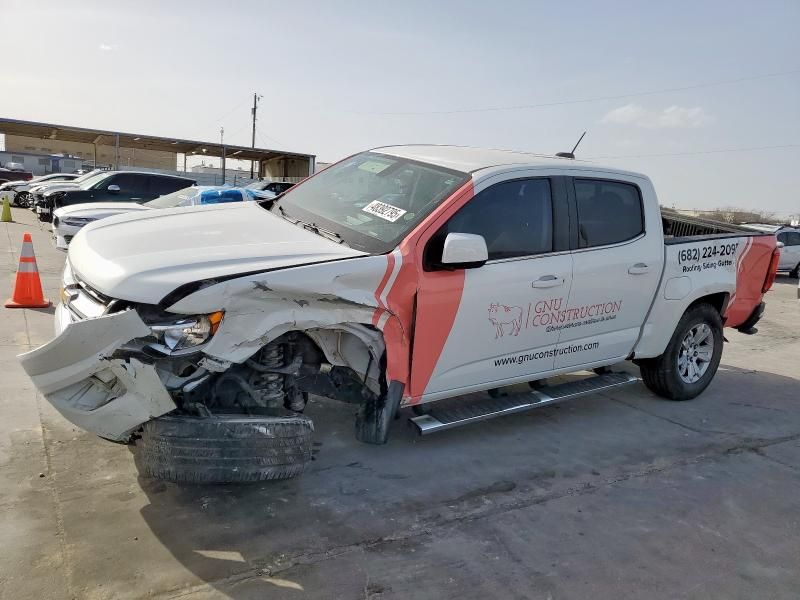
[165, 330, 384, 417]
[294, 366, 380, 404]
[245, 355, 302, 375]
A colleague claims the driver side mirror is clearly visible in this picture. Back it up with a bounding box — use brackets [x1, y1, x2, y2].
[107, 184, 120, 193]
[439, 232, 488, 269]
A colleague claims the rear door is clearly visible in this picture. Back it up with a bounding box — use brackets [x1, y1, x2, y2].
[148, 176, 193, 200]
[553, 176, 662, 369]
[412, 175, 573, 400]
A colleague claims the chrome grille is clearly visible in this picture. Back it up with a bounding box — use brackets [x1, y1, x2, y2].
[63, 272, 112, 321]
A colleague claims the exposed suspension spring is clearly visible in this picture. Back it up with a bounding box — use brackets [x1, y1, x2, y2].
[250, 343, 286, 408]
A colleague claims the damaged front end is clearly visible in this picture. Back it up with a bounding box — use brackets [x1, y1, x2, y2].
[19, 309, 177, 441]
[19, 261, 391, 445]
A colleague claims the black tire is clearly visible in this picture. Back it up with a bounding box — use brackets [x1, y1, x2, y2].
[638, 303, 723, 401]
[790, 263, 800, 279]
[133, 413, 314, 484]
[355, 381, 403, 445]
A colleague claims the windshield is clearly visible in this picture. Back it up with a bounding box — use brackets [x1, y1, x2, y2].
[73, 170, 102, 183]
[79, 172, 112, 189]
[144, 187, 199, 208]
[271, 152, 468, 253]
[246, 181, 267, 190]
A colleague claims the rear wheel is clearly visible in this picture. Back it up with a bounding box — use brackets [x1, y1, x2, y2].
[638, 303, 723, 401]
[790, 263, 799, 279]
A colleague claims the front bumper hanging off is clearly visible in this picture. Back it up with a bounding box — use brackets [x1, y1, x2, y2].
[18, 308, 176, 441]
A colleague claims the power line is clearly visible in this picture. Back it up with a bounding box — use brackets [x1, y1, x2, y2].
[255, 126, 284, 148]
[211, 98, 250, 124]
[587, 143, 800, 160]
[362, 68, 800, 116]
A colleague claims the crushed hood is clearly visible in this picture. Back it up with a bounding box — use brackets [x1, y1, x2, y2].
[68, 202, 366, 303]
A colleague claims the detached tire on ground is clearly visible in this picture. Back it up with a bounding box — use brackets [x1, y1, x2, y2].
[638, 302, 724, 401]
[133, 414, 314, 484]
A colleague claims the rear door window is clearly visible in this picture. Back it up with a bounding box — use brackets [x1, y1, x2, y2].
[778, 231, 800, 246]
[574, 179, 644, 248]
[150, 176, 191, 196]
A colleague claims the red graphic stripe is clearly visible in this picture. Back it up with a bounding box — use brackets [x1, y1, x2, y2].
[372, 252, 396, 324]
[725, 236, 775, 327]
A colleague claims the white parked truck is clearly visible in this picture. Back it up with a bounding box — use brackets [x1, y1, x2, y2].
[19, 146, 781, 482]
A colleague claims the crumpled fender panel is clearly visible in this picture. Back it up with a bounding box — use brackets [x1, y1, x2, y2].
[168, 256, 401, 374]
[18, 310, 176, 441]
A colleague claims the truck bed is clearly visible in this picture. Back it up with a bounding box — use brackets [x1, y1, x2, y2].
[660, 207, 750, 238]
[634, 227, 777, 359]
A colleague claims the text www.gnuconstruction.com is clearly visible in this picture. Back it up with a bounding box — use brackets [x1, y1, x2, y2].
[494, 342, 600, 367]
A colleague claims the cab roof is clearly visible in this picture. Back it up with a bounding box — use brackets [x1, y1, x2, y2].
[372, 144, 643, 178]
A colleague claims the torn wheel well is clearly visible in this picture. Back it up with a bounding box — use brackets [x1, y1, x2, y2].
[167, 327, 388, 416]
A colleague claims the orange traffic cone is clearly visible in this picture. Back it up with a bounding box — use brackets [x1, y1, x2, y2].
[5, 233, 50, 309]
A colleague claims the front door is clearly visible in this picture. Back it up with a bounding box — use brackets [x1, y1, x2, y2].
[412, 176, 573, 402]
[554, 176, 662, 370]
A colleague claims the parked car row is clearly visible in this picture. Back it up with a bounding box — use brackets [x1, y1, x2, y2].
[31, 170, 196, 222]
[29, 170, 295, 223]
[0, 172, 81, 206]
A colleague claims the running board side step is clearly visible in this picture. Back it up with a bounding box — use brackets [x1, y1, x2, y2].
[409, 372, 640, 435]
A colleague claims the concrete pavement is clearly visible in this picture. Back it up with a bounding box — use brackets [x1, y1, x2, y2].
[1, 206, 798, 599]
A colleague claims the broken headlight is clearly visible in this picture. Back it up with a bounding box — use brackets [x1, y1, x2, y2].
[150, 311, 224, 351]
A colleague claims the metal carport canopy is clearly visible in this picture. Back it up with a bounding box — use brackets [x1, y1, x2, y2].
[0, 117, 315, 164]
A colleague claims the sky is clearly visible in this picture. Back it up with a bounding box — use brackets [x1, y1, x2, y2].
[1, 0, 798, 216]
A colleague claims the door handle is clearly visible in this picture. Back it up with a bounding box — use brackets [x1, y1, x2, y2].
[628, 263, 651, 275]
[532, 275, 565, 288]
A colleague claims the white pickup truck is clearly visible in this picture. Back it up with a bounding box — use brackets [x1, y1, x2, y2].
[19, 146, 781, 483]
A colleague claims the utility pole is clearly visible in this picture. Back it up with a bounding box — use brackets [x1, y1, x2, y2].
[250, 92, 262, 179]
[220, 127, 225, 185]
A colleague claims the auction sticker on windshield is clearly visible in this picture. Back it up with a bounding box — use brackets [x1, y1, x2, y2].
[362, 200, 407, 222]
[358, 160, 393, 174]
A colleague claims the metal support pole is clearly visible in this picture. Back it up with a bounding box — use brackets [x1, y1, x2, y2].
[220, 127, 225, 185]
[114, 133, 120, 169]
[250, 92, 261, 179]
[183, 153, 187, 173]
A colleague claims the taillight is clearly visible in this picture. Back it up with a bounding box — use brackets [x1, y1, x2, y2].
[762, 247, 780, 293]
